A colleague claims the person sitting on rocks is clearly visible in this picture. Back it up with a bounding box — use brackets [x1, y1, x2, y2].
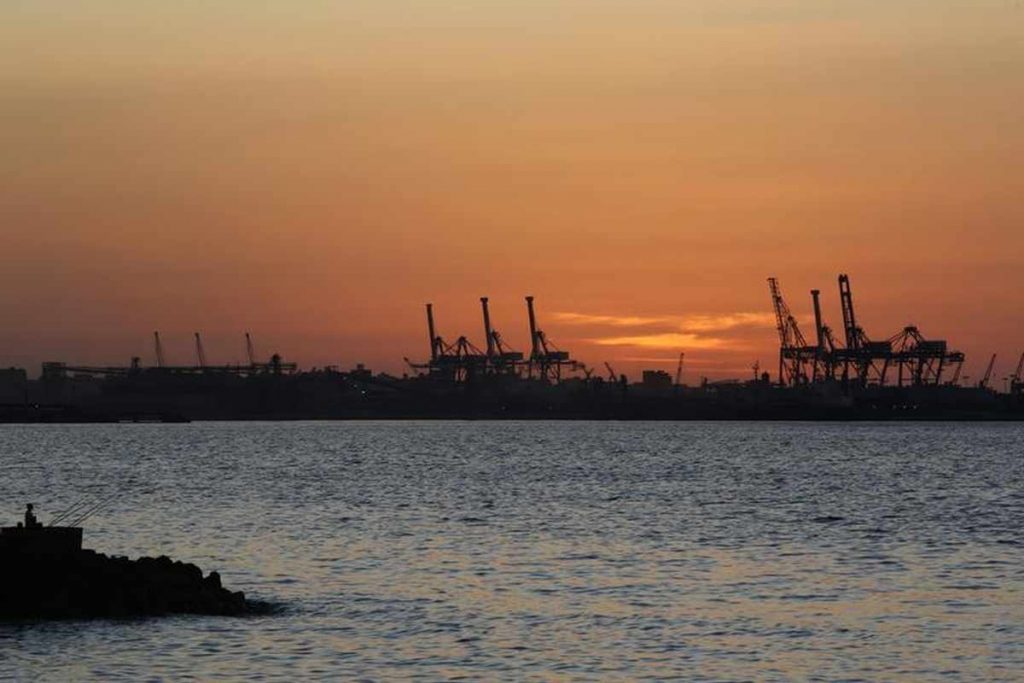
[24, 504, 40, 529]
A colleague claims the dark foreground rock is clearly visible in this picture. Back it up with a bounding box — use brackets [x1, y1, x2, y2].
[0, 549, 251, 619]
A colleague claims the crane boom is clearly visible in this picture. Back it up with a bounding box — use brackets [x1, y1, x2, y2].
[980, 353, 996, 389]
[838, 273, 860, 350]
[768, 277, 811, 385]
[604, 362, 617, 382]
[675, 352, 685, 387]
[768, 278, 790, 347]
[153, 331, 165, 368]
[245, 332, 256, 366]
[480, 297, 495, 357]
[525, 296, 540, 359]
[195, 332, 208, 369]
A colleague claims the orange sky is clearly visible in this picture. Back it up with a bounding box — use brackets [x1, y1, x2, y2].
[1, 1, 1022, 381]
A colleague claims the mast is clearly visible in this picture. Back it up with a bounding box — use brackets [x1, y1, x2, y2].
[481, 297, 495, 357]
[426, 303, 438, 361]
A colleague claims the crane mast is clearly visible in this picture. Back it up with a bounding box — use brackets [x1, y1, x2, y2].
[245, 332, 257, 366]
[153, 331, 166, 368]
[979, 353, 996, 389]
[838, 274, 860, 351]
[768, 277, 813, 386]
[1012, 352, 1024, 394]
[604, 362, 617, 382]
[480, 297, 495, 358]
[194, 333, 208, 369]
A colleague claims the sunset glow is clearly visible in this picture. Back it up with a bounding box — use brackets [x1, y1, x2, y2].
[2, 1, 1021, 379]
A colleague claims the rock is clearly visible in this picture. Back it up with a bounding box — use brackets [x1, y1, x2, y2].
[0, 548, 255, 620]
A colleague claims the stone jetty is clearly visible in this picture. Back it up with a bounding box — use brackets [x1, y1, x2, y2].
[0, 512, 254, 619]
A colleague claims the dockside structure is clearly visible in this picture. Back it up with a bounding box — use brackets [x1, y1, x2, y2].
[770, 274, 967, 389]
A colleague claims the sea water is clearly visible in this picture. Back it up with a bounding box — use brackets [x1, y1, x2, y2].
[1, 421, 1021, 680]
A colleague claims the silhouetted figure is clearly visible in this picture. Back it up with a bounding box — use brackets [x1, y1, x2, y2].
[24, 504, 40, 529]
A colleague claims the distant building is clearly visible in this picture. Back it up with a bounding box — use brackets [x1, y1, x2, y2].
[0, 368, 28, 403]
[641, 370, 673, 389]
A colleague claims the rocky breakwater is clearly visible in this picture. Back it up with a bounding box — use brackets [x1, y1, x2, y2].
[0, 525, 255, 620]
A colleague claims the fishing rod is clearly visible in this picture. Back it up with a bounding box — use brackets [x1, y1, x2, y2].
[49, 499, 91, 526]
[50, 492, 115, 526]
[66, 493, 118, 527]
[65, 492, 120, 527]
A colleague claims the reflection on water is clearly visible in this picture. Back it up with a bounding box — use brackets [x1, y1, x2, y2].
[1, 421, 1021, 680]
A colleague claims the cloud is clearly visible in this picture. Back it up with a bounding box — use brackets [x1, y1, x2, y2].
[678, 312, 778, 332]
[556, 309, 778, 350]
[555, 310, 777, 333]
[590, 333, 730, 350]
[620, 356, 733, 366]
[552, 312, 674, 327]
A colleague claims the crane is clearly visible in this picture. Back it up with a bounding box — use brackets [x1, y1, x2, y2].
[524, 296, 575, 382]
[1012, 352, 1024, 394]
[426, 303, 439, 362]
[674, 352, 685, 387]
[245, 332, 257, 366]
[979, 353, 996, 389]
[768, 277, 815, 386]
[604, 362, 617, 383]
[836, 274, 892, 386]
[194, 332, 208, 369]
[837, 274, 861, 351]
[480, 297, 495, 358]
[153, 331, 166, 368]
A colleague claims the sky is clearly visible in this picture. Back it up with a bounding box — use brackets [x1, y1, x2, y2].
[1, 1, 1022, 382]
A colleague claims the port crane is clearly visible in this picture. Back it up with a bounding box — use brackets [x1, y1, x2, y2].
[413, 303, 487, 382]
[525, 296, 577, 382]
[154, 331, 166, 368]
[480, 297, 524, 374]
[194, 333, 208, 369]
[246, 333, 257, 366]
[242, 333, 298, 375]
[1012, 352, 1024, 394]
[979, 354, 997, 390]
[604, 362, 618, 383]
[768, 277, 817, 386]
[674, 352, 685, 387]
[768, 274, 965, 389]
[412, 297, 581, 384]
[1007, 352, 1024, 395]
[44, 330, 297, 381]
[836, 274, 893, 386]
[888, 326, 963, 387]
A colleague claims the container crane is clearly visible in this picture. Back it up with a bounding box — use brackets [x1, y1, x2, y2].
[836, 274, 892, 386]
[245, 332, 257, 366]
[480, 297, 496, 358]
[411, 302, 490, 382]
[481, 297, 523, 373]
[525, 296, 576, 382]
[979, 353, 997, 390]
[1012, 352, 1024, 394]
[426, 303, 439, 362]
[768, 277, 816, 386]
[153, 331, 166, 368]
[604, 362, 617, 382]
[194, 333, 207, 369]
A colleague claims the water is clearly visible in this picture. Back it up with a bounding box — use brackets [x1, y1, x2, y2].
[1, 421, 1022, 681]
